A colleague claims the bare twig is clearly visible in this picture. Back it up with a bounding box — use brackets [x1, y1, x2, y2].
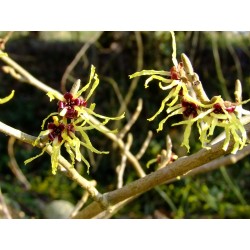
[96, 195, 140, 219]
[2, 66, 25, 81]
[117, 31, 143, 117]
[118, 98, 143, 139]
[69, 180, 97, 218]
[147, 135, 178, 170]
[161, 142, 250, 187]
[226, 36, 243, 81]
[210, 32, 231, 100]
[60, 32, 103, 92]
[0, 50, 63, 99]
[86, 116, 146, 177]
[189, 31, 199, 64]
[116, 133, 133, 189]
[7, 137, 31, 190]
[135, 130, 153, 160]
[101, 76, 127, 113]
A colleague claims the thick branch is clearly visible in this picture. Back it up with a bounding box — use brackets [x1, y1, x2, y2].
[73, 123, 250, 218]
[186, 143, 250, 177]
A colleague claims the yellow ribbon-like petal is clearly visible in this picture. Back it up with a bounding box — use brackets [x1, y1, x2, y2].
[0, 90, 15, 104]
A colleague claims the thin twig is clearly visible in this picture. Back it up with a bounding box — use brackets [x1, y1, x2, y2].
[234, 79, 242, 104]
[189, 31, 199, 64]
[101, 76, 129, 116]
[117, 31, 143, 117]
[69, 180, 97, 218]
[0, 50, 63, 99]
[2, 66, 25, 81]
[118, 98, 143, 139]
[86, 115, 146, 177]
[210, 32, 231, 100]
[116, 133, 133, 189]
[149, 135, 178, 171]
[226, 36, 243, 81]
[60, 32, 103, 93]
[135, 130, 153, 160]
[7, 137, 31, 190]
[96, 195, 140, 219]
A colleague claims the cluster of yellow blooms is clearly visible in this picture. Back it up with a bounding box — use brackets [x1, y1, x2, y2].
[130, 32, 250, 154]
[24, 66, 124, 174]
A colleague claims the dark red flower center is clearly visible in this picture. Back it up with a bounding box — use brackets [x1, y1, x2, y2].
[58, 92, 87, 119]
[182, 100, 198, 118]
[170, 62, 183, 80]
[170, 66, 180, 80]
[47, 122, 65, 142]
[213, 103, 236, 114]
[47, 122, 75, 142]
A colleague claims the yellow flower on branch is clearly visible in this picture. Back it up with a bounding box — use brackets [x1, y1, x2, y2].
[129, 31, 250, 154]
[25, 115, 111, 175]
[25, 65, 125, 175]
[172, 98, 250, 153]
[129, 32, 190, 130]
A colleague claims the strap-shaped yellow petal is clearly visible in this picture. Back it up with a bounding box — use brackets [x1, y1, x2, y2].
[24, 145, 47, 165]
[0, 90, 14, 104]
[129, 70, 170, 79]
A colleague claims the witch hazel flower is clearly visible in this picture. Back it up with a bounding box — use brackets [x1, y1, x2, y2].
[25, 112, 122, 176]
[171, 93, 250, 153]
[24, 116, 73, 175]
[129, 31, 250, 154]
[25, 65, 124, 175]
[58, 92, 87, 119]
[129, 32, 190, 124]
[46, 65, 124, 123]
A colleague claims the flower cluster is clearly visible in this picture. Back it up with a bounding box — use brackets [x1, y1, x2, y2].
[129, 31, 250, 154]
[25, 65, 124, 175]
